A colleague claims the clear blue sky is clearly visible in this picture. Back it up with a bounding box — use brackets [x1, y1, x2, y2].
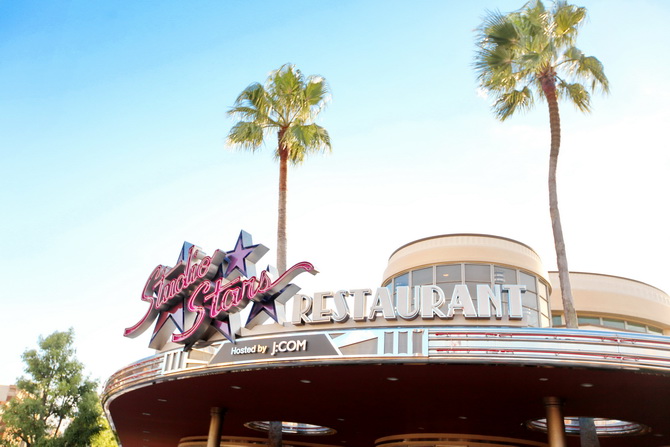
[1, 0, 668, 385]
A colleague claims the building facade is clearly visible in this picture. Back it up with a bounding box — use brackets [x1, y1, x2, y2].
[0, 385, 19, 442]
[104, 233, 670, 447]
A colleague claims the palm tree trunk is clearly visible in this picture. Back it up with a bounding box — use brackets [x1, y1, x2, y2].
[542, 73, 578, 329]
[268, 420, 283, 447]
[579, 417, 600, 447]
[277, 130, 288, 275]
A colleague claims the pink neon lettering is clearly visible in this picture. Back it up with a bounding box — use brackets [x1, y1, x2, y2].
[205, 262, 316, 320]
[130, 255, 315, 345]
[153, 252, 214, 309]
[198, 256, 212, 278]
[256, 271, 272, 294]
[185, 247, 199, 283]
[124, 265, 165, 337]
[220, 288, 239, 312]
[242, 277, 259, 299]
[208, 278, 240, 316]
[172, 281, 210, 344]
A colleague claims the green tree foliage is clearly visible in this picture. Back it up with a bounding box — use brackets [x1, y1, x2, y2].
[0, 330, 103, 447]
[227, 64, 331, 274]
[90, 403, 118, 447]
[474, 0, 608, 329]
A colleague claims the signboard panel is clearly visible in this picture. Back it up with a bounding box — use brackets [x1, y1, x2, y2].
[210, 333, 339, 363]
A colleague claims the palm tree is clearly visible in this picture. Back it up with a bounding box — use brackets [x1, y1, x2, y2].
[227, 64, 331, 274]
[475, 0, 608, 329]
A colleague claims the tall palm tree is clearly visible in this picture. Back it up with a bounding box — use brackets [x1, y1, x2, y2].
[475, 0, 608, 329]
[227, 64, 331, 274]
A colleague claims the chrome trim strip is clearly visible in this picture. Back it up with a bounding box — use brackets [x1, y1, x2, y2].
[103, 328, 670, 405]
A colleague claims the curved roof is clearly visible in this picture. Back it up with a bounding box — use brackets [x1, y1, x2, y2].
[383, 234, 550, 286]
[549, 271, 670, 329]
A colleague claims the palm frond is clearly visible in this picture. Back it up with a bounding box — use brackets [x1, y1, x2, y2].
[562, 46, 584, 62]
[305, 76, 330, 110]
[520, 51, 543, 69]
[559, 81, 591, 112]
[227, 83, 275, 124]
[552, 1, 586, 47]
[493, 87, 534, 120]
[226, 121, 265, 151]
[474, 0, 607, 121]
[226, 106, 261, 121]
[522, 1, 548, 32]
[227, 63, 331, 162]
[284, 124, 331, 165]
[576, 56, 610, 93]
[480, 10, 520, 47]
[232, 83, 266, 111]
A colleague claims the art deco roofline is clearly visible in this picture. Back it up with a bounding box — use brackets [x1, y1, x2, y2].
[388, 233, 541, 260]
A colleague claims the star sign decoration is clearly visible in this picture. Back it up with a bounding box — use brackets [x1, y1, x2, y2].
[245, 263, 317, 329]
[126, 230, 316, 351]
[210, 313, 242, 344]
[245, 284, 300, 327]
[177, 241, 195, 264]
[149, 297, 186, 349]
[223, 230, 269, 279]
[147, 241, 209, 349]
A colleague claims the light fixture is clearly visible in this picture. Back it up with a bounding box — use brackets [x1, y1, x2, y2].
[539, 377, 549, 381]
[526, 417, 649, 436]
[300, 379, 311, 384]
[580, 383, 594, 388]
[387, 377, 399, 381]
[157, 398, 168, 402]
[244, 421, 336, 435]
[142, 412, 151, 416]
[231, 385, 242, 389]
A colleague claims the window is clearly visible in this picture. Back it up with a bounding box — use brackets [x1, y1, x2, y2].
[602, 318, 625, 330]
[626, 321, 646, 333]
[578, 316, 601, 326]
[525, 308, 540, 327]
[494, 266, 516, 284]
[464, 264, 491, 282]
[522, 292, 538, 309]
[519, 272, 537, 293]
[436, 264, 461, 283]
[393, 273, 409, 297]
[573, 315, 663, 334]
[387, 263, 551, 327]
[411, 267, 433, 286]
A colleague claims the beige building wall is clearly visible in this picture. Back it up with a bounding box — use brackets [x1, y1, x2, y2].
[549, 272, 670, 334]
[0, 385, 17, 406]
[381, 234, 670, 335]
[382, 234, 550, 285]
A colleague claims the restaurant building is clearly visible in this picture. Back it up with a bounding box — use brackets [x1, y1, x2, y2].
[103, 232, 670, 447]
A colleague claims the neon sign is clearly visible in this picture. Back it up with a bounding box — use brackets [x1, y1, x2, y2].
[125, 231, 317, 350]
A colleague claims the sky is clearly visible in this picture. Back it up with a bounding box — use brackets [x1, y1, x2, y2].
[1, 0, 668, 386]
